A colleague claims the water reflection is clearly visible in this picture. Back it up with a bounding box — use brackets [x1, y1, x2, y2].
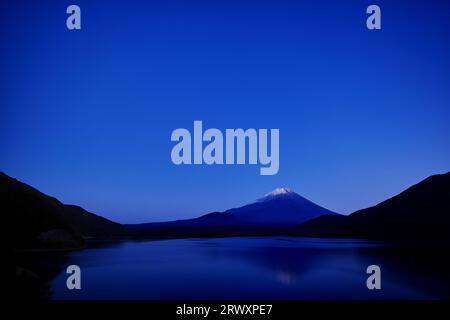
[48, 237, 450, 300]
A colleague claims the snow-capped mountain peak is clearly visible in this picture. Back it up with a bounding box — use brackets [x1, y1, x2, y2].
[264, 187, 293, 197]
[256, 187, 299, 202]
[225, 186, 336, 225]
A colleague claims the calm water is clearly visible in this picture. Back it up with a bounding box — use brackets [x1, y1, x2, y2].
[50, 237, 450, 300]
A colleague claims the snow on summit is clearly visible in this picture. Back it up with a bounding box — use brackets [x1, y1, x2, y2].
[264, 187, 293, 197]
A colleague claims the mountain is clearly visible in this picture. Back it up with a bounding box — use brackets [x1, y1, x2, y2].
[225, 187, 337, 226]
[60, 204, 124, 237]
[127, 187, 337, 237]
[130, 211, 243, 230]
[295, 172, 450, 240]
[127, 211, 263, 238]
[4, 169, 449, 244]
[0, 172, 124, 250]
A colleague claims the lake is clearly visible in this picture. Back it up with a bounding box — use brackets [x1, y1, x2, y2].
[50, 237, 450, 299]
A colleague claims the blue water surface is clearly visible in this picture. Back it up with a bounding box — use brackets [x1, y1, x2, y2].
[51, 237, 450, 300]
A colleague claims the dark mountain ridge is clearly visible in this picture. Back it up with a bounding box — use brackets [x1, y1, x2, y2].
[295, 172, 450, 240]
[2, 171, 450, 246]
[0, 172, 124, 250]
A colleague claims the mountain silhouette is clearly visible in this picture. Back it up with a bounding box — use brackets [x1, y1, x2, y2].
[295, 172, 450, 240]
[0, 172, 124, 250]
[2, 170, 450, 244]
[225, 187, 336, 226]
[128, 187, 336, 237]
[127, 211, 259, 238]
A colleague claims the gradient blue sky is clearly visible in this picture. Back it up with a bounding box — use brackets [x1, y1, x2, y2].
[1, 0, 449, 223]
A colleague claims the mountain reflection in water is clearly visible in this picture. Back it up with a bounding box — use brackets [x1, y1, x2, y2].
[49, 237, 450, 300]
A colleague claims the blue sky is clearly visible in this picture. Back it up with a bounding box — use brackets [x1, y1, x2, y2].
[1, 0, 449, 223]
